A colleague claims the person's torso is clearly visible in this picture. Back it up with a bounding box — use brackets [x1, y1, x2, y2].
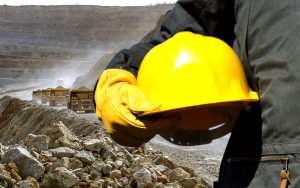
[234, 0, 300, 155]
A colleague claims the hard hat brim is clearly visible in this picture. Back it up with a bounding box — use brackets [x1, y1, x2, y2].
[138, 100, 257, 145]
[138, 98, 259, 117]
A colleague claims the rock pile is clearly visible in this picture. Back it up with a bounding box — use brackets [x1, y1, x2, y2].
[0, 122, 207, 188]
[0, 96, 209, 187]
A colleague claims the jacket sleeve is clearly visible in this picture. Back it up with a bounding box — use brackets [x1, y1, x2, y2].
[106, 0, 236, 76]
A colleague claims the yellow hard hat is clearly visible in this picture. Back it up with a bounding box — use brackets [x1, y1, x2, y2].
[136, 31, 259, 145]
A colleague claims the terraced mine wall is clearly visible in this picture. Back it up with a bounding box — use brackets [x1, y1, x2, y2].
[0, 5, 173, 96]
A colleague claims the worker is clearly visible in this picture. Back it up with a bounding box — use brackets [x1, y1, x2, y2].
[94, 0, 300, 187]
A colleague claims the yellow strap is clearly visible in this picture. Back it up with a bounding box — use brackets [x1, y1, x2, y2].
[280, 169, 290, 188]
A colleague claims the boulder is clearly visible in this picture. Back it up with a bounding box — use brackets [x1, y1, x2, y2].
[2, 146, 45, 179]
[42, 121, 81, 150]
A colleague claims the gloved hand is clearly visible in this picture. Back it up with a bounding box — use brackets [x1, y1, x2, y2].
[94, 69, 177, 147]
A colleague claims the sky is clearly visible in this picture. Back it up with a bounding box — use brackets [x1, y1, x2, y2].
[0, 0, 177, 6]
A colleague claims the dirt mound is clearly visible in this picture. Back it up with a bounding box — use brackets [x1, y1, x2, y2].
[0, 96, 101, 145]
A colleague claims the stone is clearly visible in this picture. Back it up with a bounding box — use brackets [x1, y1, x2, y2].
[154, 156, 175, 169]
[42, 121, 81, 150]
[24, 134, 50, 152]
[109, 170, 121, 179]
[121, 148, 133, 162]
[133, 168, 153, 188]
[132, 156, 146, 164]
[155, 165, 170, 174]
[100, 149, 111, 160]
[0, 180, 8, 188]
[119, 177, 129, 187]
[54, 157, 83, 171]
[39, 151, 55, 162]
[113, 160, 123, 169]
[164, 182, 182, 188]
[91, 160, 105, 172]
[128, 164, 143, 174]
[157, 175, 168, 184]
[148, 168, 158, 182]
[83, 139, 105, 151]
[103, 137, 114, 148]
[102, 164, 113, 175]
[67, 158, 84, 170]
[80, 173, 92, 183]
[45, 163, 54, 173]
[49, 147, 75, 158]
[29, 149, 41, 160]
[89, 181, 103, 188]
[179, 178, 201, 188]
[0, 143, 9, 158]
[18, 177, 40, 188]
[74, 150, 95, 165]
[71, 168, 85, 179]
[40, 150, 52, 158]
[5, 162, 22, 182]
[45, 157, 68, 172]
[90, 169, 102, 180]
[0, 167, 15, 187]
[153, 182, 165, 188]
[140, 143, 153, 154]
[2, 146, 44, 179]
[103, 177, 119, 188]
[109, 151, 118, 160]
[192, 184, 208, 188]
[169, 167, 190, 182]
[179, 165, 197, 177]
[40, 167, 79, 188]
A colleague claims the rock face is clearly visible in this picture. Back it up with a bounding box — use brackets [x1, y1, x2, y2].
[0, 5, 173, 51]
[0, 96, 209, 187]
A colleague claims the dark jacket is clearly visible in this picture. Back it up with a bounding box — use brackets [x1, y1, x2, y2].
[106, 0, 300, 187]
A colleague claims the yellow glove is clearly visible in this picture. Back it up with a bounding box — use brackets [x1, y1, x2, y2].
[94, 69, 177, 147]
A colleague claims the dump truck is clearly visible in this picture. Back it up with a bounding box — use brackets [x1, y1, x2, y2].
[49, 86, 70, 106]
[68, 87, 95, 113]
[32, 89, 42, 101]
[41, 88, 52, 104]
